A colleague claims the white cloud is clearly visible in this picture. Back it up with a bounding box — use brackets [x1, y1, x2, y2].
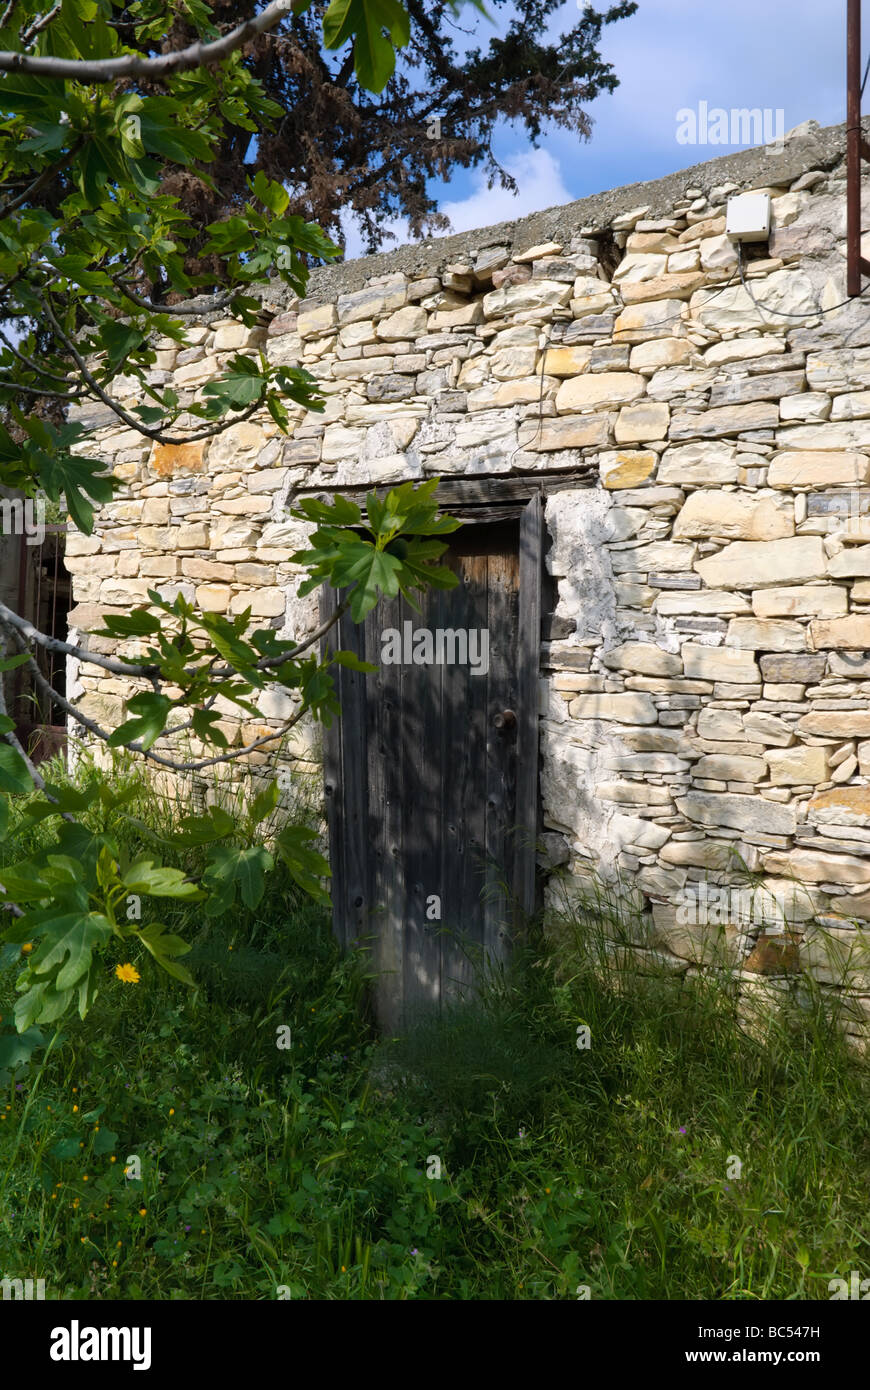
[339, 147, 573, 262]
[438, 147, 574, 233]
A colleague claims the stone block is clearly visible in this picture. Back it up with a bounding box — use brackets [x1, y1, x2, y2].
[808, 615, 870, 650]
[765, 745, 830, 785]
[677, 791, 797, 836]
[693, 754, 766, 782]
[376, 306, 427, 340]
[614, 402, 670, 443]
[726, 618, 806, 652]
[694, 537, 827, 590]
[483, 279, 572, 319]
[658, 442, 739, 486]
[600, 641, 682, 676]
[682, 644, 761, 683]
[760, 653, 826, 682]
[798, 711, 870, 737]
[670, 402, 780, 440]
[613, 299, 687, 343]
[520, 414, 611, 452]
[599, 450, 656, 488]
[297, 303, 338, 339]
[150, 442, 207, 477]
[768, 451, 870, 488]
[752, 585, 847, 618]
[674, 490, 793, 541]
[570, 693, 658, 723]
[556, 371, 646, 413]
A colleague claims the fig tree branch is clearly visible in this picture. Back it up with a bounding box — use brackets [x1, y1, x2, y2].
[0, 0, 296, 78]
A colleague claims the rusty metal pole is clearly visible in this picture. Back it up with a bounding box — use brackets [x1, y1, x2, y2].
[848, 0, 862, 296]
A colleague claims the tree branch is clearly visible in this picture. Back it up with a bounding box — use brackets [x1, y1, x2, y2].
[111, 277, 237, 317]
[0, 135, 83, 217]
[20, 3, 61, 50]
[0, 379, 84, 400]
[195, 595, 349, 679]
[0, 324, 79, 385]
[37, 291, 274, 446]
[38, 660, 307, 775]
[0, 0, 296, 78]
[0, 589, 350, 697]
[0, 599, 156, 678]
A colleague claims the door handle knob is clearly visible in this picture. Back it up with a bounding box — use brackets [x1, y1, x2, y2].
[492, 709, 517, 730]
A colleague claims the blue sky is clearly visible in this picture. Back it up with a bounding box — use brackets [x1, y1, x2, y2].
[344, 0, 851, 255]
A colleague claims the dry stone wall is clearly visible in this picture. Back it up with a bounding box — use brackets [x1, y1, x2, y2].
[68, 120, 870, 1034]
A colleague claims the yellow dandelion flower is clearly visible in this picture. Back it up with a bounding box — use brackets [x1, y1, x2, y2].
[83, 1175, 88, 1182]
[115, 963, 140, 984]
[168, 1108, 175, 1116]
[112, 1260, 118, 1268]
[139, 1208, 146, 1216]
[20, 942, 32, 954]
[72, 1104, 78, 1112]
[110, 1156, 116, 1163]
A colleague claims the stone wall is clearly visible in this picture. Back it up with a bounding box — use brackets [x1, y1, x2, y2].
[68, 119, 870, 1031]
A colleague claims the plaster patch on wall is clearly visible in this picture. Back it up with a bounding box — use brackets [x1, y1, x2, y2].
[545, 488, 619, 650]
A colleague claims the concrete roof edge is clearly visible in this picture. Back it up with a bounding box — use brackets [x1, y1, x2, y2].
[274, 117, 855, 308]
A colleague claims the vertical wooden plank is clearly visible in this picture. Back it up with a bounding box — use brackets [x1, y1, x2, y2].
[320, 586, 369, 953]
[516, 492, 543, 921]
[368, 593, 407, 1032]
[319, 584, 346, 949]
[440, 548, 490, 1008]
[400, 586, 444, 1025]
[342, 607, 372, 953]
[482, 544, 519, 971]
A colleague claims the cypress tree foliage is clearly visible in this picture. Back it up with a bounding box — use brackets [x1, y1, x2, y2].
[123, 0, 638, 273]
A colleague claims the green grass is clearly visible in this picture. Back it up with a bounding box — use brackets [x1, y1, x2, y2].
[1, 758, 869, 1299]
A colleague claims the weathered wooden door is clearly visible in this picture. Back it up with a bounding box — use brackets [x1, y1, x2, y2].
[321, 493, 542, 1033]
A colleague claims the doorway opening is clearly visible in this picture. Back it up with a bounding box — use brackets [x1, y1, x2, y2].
[320, 488, 545, 1030]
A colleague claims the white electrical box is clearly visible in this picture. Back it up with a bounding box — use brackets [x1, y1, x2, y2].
[725, 192, 771, 243]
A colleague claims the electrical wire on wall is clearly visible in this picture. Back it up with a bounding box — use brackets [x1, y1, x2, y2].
[507, 210, 870, 469]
